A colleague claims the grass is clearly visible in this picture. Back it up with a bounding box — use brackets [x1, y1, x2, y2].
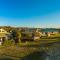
[0, 38, 60, 60]
[0, 46, 41, 60]
[2, 38, 60, 47]
[0, 43, 60, 60]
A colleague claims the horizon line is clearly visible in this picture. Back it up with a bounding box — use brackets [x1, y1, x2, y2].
[0, 25, 60, 29]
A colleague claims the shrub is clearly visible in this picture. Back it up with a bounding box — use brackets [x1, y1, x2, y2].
[3, 40, 14, 46]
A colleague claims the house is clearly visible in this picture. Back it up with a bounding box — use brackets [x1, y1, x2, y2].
[21, 32, 34, 42]
[33, 29, 42, 41]
[21, 28, 42, 42]
[0, 28, 10, 44]
[47, 31, 59, 37]
[41, 32, 47, 37]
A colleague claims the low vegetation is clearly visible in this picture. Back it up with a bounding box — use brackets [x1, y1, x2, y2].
[0, 26, 60, 60]
[0, 39, 60, 60]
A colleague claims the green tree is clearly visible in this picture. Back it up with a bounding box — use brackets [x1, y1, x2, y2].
[11, 30, 21, 44]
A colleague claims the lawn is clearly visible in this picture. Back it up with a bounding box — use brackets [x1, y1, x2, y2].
[0, 38, 60, 60]
[0, 45, 46, 60]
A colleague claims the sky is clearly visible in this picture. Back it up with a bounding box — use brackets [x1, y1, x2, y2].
[0, 0, 60, 28]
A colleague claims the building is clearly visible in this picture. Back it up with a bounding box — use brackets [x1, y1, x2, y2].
[34, 29, 42, 41]
[47, 31, 59, 37]
[0, 28, 10, 44]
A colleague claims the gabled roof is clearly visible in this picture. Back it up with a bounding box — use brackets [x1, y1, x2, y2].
[0, 28, 8, 33]
[0, 28, 10, 37]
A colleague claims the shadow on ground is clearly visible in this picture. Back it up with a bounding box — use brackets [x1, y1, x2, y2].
[21, 50, 49, 60]
[0, 50, 49, 60]
[0, 57, 13, 60]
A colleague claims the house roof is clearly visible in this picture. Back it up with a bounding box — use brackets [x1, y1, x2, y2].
[0, 28, 10, 37]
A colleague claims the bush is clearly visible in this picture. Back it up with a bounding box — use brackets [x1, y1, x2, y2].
[17, 41, 40, 47]
[3, 40, 14, 46]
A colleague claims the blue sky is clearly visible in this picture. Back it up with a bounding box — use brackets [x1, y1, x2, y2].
[0, 0, 60, 28]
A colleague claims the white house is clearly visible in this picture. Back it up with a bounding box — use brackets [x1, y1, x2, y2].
[0, 28, 10, 44]
[34, 29, 41, 41]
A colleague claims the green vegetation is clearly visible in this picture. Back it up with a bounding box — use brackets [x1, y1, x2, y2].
[11, 29, 21, 44]
[0, 26, 60, 60]
[0, 39, 60, 60]
[50, 34, 60, 37]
